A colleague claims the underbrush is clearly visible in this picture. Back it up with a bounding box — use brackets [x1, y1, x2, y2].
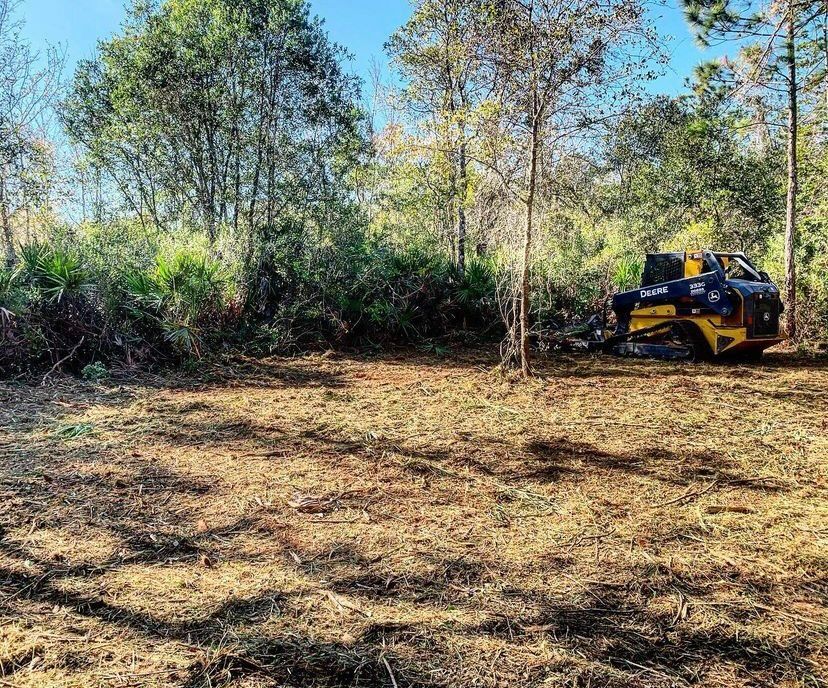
[0, 227, 502, 377]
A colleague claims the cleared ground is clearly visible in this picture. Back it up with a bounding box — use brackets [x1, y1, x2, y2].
[0, 351, 826, 687]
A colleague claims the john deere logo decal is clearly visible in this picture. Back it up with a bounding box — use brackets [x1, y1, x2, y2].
[640, 286, 669, 298]
[708, 290, 721, 303]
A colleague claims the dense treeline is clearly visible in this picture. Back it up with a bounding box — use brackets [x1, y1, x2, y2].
[0, 0, 827, 377]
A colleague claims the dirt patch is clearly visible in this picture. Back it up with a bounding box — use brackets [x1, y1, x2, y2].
[0, 350, 826, 687]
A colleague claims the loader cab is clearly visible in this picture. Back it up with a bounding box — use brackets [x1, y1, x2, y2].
[641, 250, 771, 287]
[640, 250, 726, 286]
[714, 253, 769, 284]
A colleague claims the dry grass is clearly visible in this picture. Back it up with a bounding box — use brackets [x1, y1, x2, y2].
[0, 350, 826, 687]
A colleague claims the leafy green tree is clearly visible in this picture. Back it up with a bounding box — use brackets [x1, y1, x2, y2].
[606, 95, 782, 252]
[63, 0, 363, 247]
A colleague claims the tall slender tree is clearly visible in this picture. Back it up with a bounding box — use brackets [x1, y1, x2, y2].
[476, 0, 660, 375]
[387, 0, 484, 272]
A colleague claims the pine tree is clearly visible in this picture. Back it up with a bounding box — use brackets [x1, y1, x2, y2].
[682, 0, 828, 338]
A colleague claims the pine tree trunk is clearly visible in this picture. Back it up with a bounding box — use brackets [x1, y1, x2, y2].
[457, 140, 467, 274]
[520, 119, 539, 377]
[784, 9, 798, 339]
[0, 168, 14, 267]
[824, 16, 828, 114]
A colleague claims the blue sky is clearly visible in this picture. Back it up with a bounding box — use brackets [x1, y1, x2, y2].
[18, 0, 721, 100]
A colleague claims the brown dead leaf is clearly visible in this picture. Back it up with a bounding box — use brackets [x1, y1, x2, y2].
[196, 519, 209, 533]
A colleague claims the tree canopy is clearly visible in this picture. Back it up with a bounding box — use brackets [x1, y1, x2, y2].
[62, 0, 364, 244]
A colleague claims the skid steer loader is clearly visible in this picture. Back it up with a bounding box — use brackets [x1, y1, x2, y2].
[566, 249, 785, 361]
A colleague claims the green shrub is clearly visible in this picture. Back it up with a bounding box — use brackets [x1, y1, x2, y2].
[126, 249, 230, 356]
[611, 254, 643, 291]
[453, 257, 497, 324]
[2, 223, 504, 374]
[19, 242, 92, 303]
[0, 241, 101, 377]
[82, 361, 109, 381]
[0, 268, 22, 312]
[0, 269, 14, 303]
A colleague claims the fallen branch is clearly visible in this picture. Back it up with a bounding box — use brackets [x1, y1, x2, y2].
[651, 480, 718, 509]
[382, 656, 399, 688]
[41, 337, 85, 386]
[705, 504, 755, 514]
[321, 590, 371, 617]
[750, 602, 828, 628]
